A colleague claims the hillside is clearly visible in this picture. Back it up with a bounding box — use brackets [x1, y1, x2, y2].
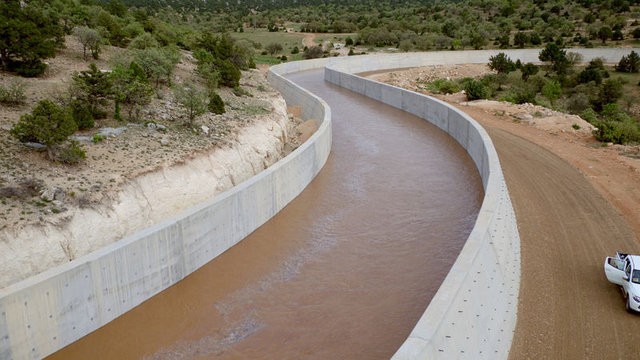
[0, 36, 313, 288]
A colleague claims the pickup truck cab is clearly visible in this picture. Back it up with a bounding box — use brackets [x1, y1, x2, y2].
[604, 252, 640, 313]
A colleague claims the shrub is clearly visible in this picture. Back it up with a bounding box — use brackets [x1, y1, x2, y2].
[232, 86, 252, 97]
[11, 59, 47, 77]
[616, 51, 640, 73]
[208, 91, 225, 114]
[488, 53, 516, 74]
[464, 79, 489, 101]
[507, 84, 537, 104]
[520, 63, 539, 81]
[592, 118, 640, 144]
[92, 134, 106, 143]
[565, 93, 590, 114]
[303, 46, 324, 59]
[0, 80, 26, 106]
[173, 83, 207, 125]
[542, 79, 562, 105]
[428, 79, 460, 94]
[585, 105, 640, 144]
[69, 100, 94, 130]
[217, 59, 241, 88]
[11, 100, 78, 159]
[56, 140, 86, 164]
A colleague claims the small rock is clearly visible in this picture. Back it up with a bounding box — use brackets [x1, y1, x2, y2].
[41, 187, 63, 202]
[98, 127, 127, 137]
[160, 137, 170, 146]
[70, 135, 93, 142]
[201, 125, 210, 135]
[24, 142, 47, 151]
[515, 113, 534, 122]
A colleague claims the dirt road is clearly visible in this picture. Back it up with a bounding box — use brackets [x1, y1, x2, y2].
[373, 66, 640, 358]
[460, 109, 640, 359]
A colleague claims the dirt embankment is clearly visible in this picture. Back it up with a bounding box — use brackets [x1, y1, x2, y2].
[0, 37, 315, 289]
[373, 66, 640, 359]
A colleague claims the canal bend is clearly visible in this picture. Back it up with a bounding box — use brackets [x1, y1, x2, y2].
[49, 69, 483, 359]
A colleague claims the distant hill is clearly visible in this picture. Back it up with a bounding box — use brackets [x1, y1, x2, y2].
[98, 0, 428, 11]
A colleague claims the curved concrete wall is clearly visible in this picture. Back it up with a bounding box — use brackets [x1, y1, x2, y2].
[0, 65, 331, 360]
[322, 48, 637, 359]
[324, 53, 521, 359]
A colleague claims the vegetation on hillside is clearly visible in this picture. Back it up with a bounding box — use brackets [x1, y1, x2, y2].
[427, 47, 640, 144]
[3, 0, 640, 161]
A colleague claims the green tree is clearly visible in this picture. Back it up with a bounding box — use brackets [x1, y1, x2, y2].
[10, 100, 78, 159]
[521, 63, 539, 81]
[598, 26, 612, 44]
[110, 62, 154, 121]
[208, 91, 225, 114]
[542, 79, 562, 105]
[592, 78, 624, 111]
[488, 53, 516, 74]
[514, 32, 528, 48]
[71, 63, 112, 119]
[266, 42, 283, 55]
[174, 83, 207, 125]
[73, 26, 102, 61]
[132, 47, 180, 88]
[616, 51, 640, 73]
[539, 43, 571, 75]
[303, 46, 324, 59]
[128, 33, 159, 50]
[0, 0, 64, 76]
[579, 58, 608, 84]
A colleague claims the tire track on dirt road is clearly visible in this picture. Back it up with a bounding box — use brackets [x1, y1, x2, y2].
[486, 127, 640, 360]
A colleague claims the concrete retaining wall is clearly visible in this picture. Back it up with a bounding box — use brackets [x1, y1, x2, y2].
[325, 53, 521, 359]
[0, 64, 331, 360]
[322, 48, 637, 359]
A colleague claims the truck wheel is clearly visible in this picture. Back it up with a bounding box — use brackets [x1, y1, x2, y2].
[627, 297, 633, 313]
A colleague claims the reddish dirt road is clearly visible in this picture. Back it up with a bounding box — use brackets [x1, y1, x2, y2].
[457, 106, 640, 360]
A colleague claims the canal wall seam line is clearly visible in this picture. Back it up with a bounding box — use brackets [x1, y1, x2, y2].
[0, 62, 331, 360]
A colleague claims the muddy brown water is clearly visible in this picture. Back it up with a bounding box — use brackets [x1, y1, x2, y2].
[48, 70, 483, 359]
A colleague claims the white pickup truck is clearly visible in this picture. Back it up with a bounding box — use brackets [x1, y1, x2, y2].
[604, 252, 640, 312]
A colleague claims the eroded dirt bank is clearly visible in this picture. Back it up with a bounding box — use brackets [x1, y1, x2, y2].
[0, 96, 296, 288]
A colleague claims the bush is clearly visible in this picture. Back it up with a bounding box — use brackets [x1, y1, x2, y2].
[11, 100, 78, 159]
[520, 63, 539, 81]
[0, 80, 26, 106]
[488, 53, 516, 74]
[616, 51, 640, 73]
[428, 79, 460, 94]
[11, 59, 47, 77]
[69, 101, 94, 130]
[565, 93, 590, 114]
[208, 91, 225, 114]
[92, 134, 106, 143]
[217, 59, 241, 88]
[303, 46, 324, 59]
[56, 140, 86, 164]
[173, 83, 207, 125]
[464, 79, 489, 101]
[585, 105, 640, 144]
